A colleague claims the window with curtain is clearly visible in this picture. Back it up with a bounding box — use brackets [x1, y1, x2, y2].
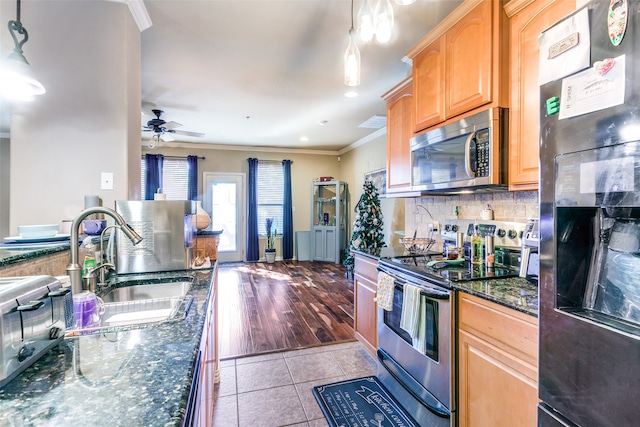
[257, 162, 284, 235]
[141, 158, 189, 200]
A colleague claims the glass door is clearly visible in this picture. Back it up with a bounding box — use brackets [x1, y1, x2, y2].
[203, 172, 245, 263]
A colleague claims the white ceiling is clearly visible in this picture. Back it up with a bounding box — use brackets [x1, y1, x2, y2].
[140, 0, 463, 152]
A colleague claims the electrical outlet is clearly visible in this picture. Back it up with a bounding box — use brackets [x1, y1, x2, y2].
[429, 221, 440, 233]
[101, 172, 114, 190]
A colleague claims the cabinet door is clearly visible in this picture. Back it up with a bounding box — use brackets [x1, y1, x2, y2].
[353, 254, 379, 356]
[508, 0, 575, 189]
[458, 330, 538, 426]
[413, 37, 446, 132]
[386, 81, 414, 192]
[446, 0, 493, 118]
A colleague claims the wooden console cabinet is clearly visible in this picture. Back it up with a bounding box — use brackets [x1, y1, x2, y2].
[457, 292, 538, 426]
[353, 253, 379, 356]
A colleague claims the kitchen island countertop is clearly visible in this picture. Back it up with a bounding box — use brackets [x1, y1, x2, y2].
[0, 267, 215, 426]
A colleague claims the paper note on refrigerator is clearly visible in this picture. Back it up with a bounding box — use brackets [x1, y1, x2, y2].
[558, 55, 626, 120]
[538, 7, 590, 85]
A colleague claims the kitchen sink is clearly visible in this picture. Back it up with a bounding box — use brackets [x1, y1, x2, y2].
[69, 279, 193, 334]
[99, 281, 192, 327]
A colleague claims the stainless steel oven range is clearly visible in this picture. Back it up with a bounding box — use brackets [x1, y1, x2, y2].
[376, 260, 455, 427]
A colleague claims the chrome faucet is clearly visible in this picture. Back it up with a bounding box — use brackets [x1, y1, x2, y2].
[66, 207, 143, 295]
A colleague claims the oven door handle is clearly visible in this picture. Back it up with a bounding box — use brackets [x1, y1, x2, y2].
[393, 282, 450, 301]
[377, 348, 451, 419]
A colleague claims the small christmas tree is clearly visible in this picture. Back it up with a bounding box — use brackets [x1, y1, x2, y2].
[343, 180, 386, 277]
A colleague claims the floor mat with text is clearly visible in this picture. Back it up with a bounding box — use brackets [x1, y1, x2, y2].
[312, 376, 419, 427]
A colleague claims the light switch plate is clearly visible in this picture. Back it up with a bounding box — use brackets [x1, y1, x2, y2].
[101, 172, 114, 190]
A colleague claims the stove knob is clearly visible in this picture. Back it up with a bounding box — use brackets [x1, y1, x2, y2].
[452, 225, 458, 232]
[444, 224, 451, 232]
[508, 229, 518, 240]
[497, 229, 506, 238]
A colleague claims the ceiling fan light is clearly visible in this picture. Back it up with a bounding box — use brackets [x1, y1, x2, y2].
[373, 0, 394, 44]
[344, 29, 361, 87]
[357, 0, 374, 43]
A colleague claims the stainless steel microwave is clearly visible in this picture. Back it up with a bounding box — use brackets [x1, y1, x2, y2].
[410, 107, 508, 193]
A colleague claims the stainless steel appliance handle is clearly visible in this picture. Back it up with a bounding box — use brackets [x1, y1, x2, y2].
[464, 132, 476, 178]
[377, 348, 451, 419]
[378, 265, 451, 300]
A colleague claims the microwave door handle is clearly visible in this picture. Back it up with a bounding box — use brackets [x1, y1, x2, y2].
[464, 132, 476, 178]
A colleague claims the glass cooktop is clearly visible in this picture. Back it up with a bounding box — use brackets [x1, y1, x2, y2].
[386, 254, 519, 283]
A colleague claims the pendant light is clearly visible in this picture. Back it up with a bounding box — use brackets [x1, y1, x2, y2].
[0, 0, 46, 102]
[344, 0, 361, 87]
[357, 0, 374, 43]
[373, 0, 394, 44]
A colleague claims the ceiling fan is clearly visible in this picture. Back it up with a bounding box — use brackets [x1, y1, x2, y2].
[142, 109, 205, 148]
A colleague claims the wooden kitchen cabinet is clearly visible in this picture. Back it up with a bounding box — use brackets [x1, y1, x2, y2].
[506, 0, 576, 190]
[410, 0, 508, 133]
[193, 262, 219, 427]
[413, 38, 445, 131]
[353, 253, 379, 357]
[457, 292, 538, 427]
[383, 77, 414, 194]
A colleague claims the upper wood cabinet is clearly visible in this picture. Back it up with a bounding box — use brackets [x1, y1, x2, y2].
[383, 77, 414, 193]
[506, 0, 575, 190]
[410, 0, 508, 133]
[413, 38, 445, 130]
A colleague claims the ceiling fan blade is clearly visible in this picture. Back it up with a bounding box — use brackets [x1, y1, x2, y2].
[161, 133, 175, 142]
[173, 130, 205, 137]
[162, 121, 182, 130]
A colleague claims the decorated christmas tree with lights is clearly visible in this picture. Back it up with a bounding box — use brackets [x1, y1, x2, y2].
[343, 180, 385, 276]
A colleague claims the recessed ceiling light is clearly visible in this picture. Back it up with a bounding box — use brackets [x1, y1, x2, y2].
[318, 120, 328, 126]
[345, 90, 358, 98]
[300, 136, 309, 142]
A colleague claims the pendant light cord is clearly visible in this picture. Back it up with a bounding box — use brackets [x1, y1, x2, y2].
[350, 0, 354, 32]
[8, 0, 28, 56]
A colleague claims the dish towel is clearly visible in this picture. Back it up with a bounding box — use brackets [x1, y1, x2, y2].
[399, 284, 427, 353]
[375, 271, 395, 311]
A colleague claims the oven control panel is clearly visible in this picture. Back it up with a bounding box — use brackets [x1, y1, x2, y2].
[442, 219, 526, 249]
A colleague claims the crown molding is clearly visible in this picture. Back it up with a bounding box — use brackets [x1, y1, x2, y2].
[107, 0, 152, 31]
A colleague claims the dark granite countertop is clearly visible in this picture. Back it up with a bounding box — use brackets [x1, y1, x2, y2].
[0, 243, 70, 268]
[0, 268, 215, 426]
[352, 247, 538, 317]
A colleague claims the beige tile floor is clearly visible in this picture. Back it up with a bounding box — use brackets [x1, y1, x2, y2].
[213, 340, 378, 427]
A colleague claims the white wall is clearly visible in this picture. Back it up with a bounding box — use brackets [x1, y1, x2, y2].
[4, 1, 140, 233]
[338, 130, 405, 248]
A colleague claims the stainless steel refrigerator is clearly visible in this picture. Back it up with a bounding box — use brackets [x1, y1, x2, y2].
[539, 0, 640, 425]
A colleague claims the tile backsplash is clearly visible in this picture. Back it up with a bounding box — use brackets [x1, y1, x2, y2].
[405, 190, 539, 250]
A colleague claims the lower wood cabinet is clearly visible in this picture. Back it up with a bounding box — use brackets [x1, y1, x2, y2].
[190, 262, 219, 427]
[353, 253, 379, 356]
[457, 292, 538, 427]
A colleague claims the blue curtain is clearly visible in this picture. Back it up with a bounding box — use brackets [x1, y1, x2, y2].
[282, 160, 293, 260]
[246, 158, 259, 261]
[144, 154, 164, 200]
[187, 155, 198, 200]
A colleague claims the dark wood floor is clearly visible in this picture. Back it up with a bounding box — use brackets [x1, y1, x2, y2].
[217, 261, 355, 359]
